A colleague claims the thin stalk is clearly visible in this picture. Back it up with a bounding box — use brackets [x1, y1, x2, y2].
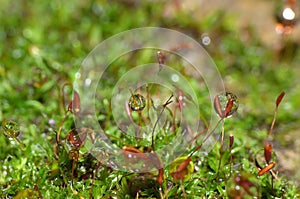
[268, 107, 278, 138]
[271, 174, 274, 194]
[217, 121, 225, 176]
[189, 118, 224, 157]
[14, 137, 26, 151]
[180, 180, 187, 199]
[136, 111, 142, 138]
[55, 112, 69, 158]
[151, 94, 173, 151]
[229, 134, 234, 177]
[173, 106, 178, 135]
[71, 159, 75, 186]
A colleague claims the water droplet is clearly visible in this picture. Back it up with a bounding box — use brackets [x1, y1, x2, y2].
[275, 1, 298, 35]
[2, 120, 20, 138]
[84, 78, 92, 87]
[128, 94, 146, 112]
[201, 33, 211, 46]
[1, 120, 26, 150]
[68, 131, 82, 148]
[214, 92, 239, 118]
[178, 95, 183, 101]
[171, 74, 179, 82]
[75, 72, 81, 79]
[283, 7, 295, 20]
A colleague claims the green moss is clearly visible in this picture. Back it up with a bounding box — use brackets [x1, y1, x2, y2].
[0, 1, 299, 198]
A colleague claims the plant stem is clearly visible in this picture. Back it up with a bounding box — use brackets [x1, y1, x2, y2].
[217, 122, 225, 176]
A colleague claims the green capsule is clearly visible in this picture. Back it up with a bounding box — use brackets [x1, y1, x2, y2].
[1, 120, 26, 150]
[2, 119, 20, 138]
[170, 156, 194, 181]
[128, 94, 146, 112]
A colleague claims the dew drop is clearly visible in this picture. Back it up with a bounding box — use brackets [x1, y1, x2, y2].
[2, 120, 20, 138]
[75, 72, 81, 79]
[283, 7, 295, 20]
[178, 95, 183, 101]
[214, 92, 239, 118]
[84, 78, 92, 87]
[201, 33, 211, 46]
[128, 94, 146, 112]
[1, 120, 26, 150]
[171, 74, 179, 82]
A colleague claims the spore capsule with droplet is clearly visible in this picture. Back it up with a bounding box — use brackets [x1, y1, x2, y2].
[214, 92, 239, 118]
[128, 94, 146, 112]
[2, 120, 20, 138]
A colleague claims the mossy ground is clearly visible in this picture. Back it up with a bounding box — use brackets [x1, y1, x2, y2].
[1, 1, 300, 198]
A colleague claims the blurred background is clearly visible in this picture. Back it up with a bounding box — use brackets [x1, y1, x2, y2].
[0, 0, 300, 190]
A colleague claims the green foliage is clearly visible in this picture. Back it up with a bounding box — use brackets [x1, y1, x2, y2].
[1, 0, 300, 198]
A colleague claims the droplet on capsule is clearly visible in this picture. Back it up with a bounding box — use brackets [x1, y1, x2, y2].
[214, 92, 239, 118]
[274, 0, 298, 35]
[1, 120, 20, 138]
[1, 119, 26, 150]
[128, 94, 146, 112]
